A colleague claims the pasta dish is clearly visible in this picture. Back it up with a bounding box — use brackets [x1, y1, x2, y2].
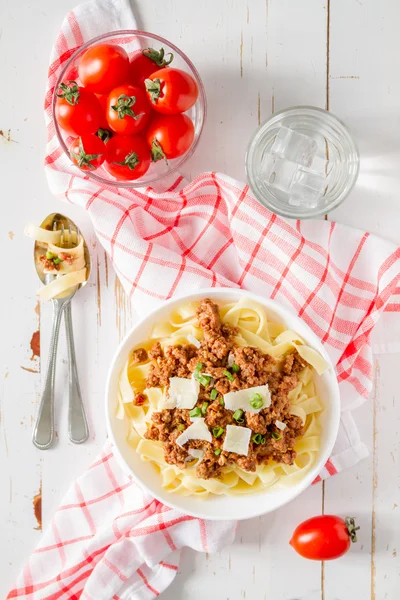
[117, 297, 328, 497]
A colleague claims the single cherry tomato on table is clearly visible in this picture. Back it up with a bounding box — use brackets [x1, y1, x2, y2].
[69, 135, 106, 171]
[55, 81, 101, 136]
[129, 47, 174, 86]
[290, 515, 360, 561]
[78, 43, 129, 94]
[104, 134, 150, 181]
[145, 68, 198, 114]
[146, 113, 194, 162]
[106, 84, 150, 135]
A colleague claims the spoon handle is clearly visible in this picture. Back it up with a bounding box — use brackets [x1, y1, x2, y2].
[32, 300, 65, 450]
[65, 301, 89, 444]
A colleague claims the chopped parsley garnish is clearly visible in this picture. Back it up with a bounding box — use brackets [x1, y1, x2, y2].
[189, 407, 201, 418]
[222, 369, 234, 382]
[201, 402, 209, 415]
[214, 449, 222, 456]
[233, 409, 244, 424]
[210, 388, 218, 401]
[219, 397, 225, 407]
[193, 361, 211, 387]
[249, 393, 264, 410]
[231, 363, 240, 373]
[212, 427, 224, 438]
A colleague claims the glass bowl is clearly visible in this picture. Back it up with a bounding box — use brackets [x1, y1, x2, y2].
[52, 30, 207, 188]
[245, 106, 360, 219]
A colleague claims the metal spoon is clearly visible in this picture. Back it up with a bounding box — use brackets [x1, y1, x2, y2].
[32, 213, 91, 449]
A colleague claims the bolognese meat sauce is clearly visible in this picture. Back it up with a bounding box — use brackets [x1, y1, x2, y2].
[144, 299, 306, 480]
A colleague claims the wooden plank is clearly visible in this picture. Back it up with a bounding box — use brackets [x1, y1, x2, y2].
[323, 398, 374, 599]
[1, 0, 399, 598]
[371, 355, 400, 599]
[143, 0, 328, 596]
[137, 0, 271, 181]
[328, 0, 400, 243]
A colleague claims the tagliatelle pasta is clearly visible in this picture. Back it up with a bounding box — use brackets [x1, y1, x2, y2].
[118, 297, 328, 497]
[25, 222, 87, 300]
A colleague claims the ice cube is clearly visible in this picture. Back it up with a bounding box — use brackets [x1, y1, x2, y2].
[308, 153, 333, 176]
[260, 154, 299, 193]
[289, 168, 327, 208]
[271, 126, 318, 168]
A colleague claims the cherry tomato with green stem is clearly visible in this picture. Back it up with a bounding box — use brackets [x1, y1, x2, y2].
[145, 68, 198, 115]
[290, 515, 360, 561]
[106, 84, 150, 135]
[69, 135, 106, 171]
[129, 47, 174, 86]
[94, 93, 113, 143]
[78, 43, 129, 94]
[55, 81, 101, 136]
[104, 134, 150, 181]
[146, 113, 194, 162]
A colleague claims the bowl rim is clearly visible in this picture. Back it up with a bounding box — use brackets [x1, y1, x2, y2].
[105, 287, 341, 520]
[52, 29, 207, 188]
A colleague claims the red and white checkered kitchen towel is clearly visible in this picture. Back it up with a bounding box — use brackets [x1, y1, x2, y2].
[8, 0, 400, 598]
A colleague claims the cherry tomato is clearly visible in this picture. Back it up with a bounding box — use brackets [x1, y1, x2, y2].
[55, 81, 101, 136]
[69, 135, 106, 171]
[78, 44, 129, 94]
[290, 516, 360, 561]
[95, 93, 113, 142]
[129, 47, 174, 86]
[104, 135, 150, 181]
[95, 93, 110, 129]
[146, 113, 194, 161]
[145, 68, 198, 115]
[106, 84, 150, 135]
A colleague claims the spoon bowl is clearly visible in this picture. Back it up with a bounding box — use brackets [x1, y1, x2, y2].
[34, 212, 91, 290]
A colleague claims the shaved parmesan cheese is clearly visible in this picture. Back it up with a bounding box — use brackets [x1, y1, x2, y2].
[159, 395, 176, 410]
[223, 425, 252, 456]
[275, 420, 287, 431]
[176, 418, 212, 447]
[223, 385, 271, 414]
[168, 377, 200, 409]
[187, 334, 201, 349]
[227, 353, 235, 367]
[37, 268, 87, 301]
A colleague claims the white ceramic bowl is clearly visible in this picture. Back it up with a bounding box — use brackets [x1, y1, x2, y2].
[105, 288, 340, 520]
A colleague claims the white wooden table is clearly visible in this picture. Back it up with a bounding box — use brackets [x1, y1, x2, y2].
[1, 1, 399, 598]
